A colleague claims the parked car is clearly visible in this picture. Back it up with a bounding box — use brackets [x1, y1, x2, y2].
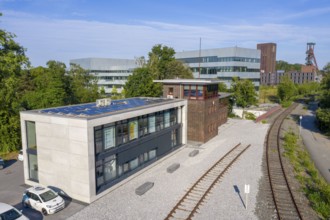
[22, 186, 65, 215]
[0, 157, 4, 170]
[0, 202, 29, 220]
[18, 150, 24, 161]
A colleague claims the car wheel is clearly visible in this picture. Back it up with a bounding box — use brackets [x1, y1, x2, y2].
[42, 208, 48, 216]
[0, 165, 3, 169]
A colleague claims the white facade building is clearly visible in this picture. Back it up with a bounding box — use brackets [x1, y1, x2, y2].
[70, 58, 138, 94]
[175, 47, 261, 89]
[20, 97, 187, 203]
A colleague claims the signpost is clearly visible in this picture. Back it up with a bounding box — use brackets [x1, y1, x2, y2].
[299, 115, 303, 135]
[244, 184, 250, 210]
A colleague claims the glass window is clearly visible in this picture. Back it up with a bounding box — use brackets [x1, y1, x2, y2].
[170, 109, 177, 126]
[171, 129, 177, 147]
[104, 159, 116, 181]
[95, 128, 103, 154]
[118, 165, 123, 176]
[197, 85, 203, 97]
[123, 162, 129, 173]
[149, 149, 156, 160]
[129, 158, 139, 170]
[148, 115, 156, 133]
[96, 161, 104, 187]
[26, 121, 37, 149]
[144, 152, 149, 161]
[156, 112, 164, 131]
[190, 85, 196, 97]
[139, 116, 148, 137]
[28, 154, 38, 181]
[129, 119, 138, 141]
[104, 126, 115, 150]
[122, 123, 128, 143]
[164, 111, 170, 128]
[184, 85, 190, 97]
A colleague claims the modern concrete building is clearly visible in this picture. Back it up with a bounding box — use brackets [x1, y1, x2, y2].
[175, 47, 261, 89]
[20, 97, 187, 203]
[155, 79, 230, 143]
[70, 58, 138, 94]
[257, 43, 277, 85]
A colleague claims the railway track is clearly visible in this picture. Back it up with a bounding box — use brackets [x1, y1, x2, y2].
[165, 143, 251, 220]
[266, 102, 303, 219]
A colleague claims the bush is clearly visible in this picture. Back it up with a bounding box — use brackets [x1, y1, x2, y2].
[244, 112, 256, 120]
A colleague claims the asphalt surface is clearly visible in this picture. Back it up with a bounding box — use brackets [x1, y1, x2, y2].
[0, 160, 86, 219]
[296, 102, 330, 183]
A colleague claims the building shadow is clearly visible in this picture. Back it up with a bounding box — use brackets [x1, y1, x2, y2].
[233, 185, 246, 209]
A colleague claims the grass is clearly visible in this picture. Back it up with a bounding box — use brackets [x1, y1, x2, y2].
[259, 86, 278, 104]
[282, 131, 330, 219]
[0, 151, 19, 160]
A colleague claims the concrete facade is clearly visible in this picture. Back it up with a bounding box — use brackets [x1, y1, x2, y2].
[175, 47, 261, 89]
[20, 98, 187, 203]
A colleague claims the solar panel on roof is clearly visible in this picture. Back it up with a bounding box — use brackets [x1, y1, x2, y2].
[39, 97, 170, 117]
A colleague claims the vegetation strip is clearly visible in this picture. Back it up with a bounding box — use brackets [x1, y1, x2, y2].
[283, 131, 330, 219]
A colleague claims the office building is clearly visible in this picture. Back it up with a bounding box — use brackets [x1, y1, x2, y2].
[20, 97, 187, 203]
[175, 47, 261, 89]
[70, 58, 138, 94]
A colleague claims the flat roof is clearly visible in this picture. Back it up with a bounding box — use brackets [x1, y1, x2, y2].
[154, 79, 223, 85]
[25, 97, 183, 119]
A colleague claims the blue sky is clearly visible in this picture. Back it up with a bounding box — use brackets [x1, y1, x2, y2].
[1, 0, 330, 68]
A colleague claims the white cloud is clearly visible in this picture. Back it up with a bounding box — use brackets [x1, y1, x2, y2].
[2, 10, 330, 68]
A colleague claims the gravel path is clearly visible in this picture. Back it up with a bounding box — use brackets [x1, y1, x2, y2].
[68, 119, 269, 220]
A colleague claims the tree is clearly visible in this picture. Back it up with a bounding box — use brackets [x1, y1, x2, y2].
[124, 67, 162, 98]
[148, 44, 176, 80]
[67, 63, 99, 104]
[319, 73, 330, 108]
[231, 77, 257, 108]
[124, 44, 193, 98]
[218, 82, 228, 92]
[277, 75, 297, 103]
[164, 60, 193, 79]
[0, 16, 29, 152]
[276, 60, 301, 71]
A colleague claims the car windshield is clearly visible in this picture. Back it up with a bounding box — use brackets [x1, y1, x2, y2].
[0, 208, 22, 220]
[39, 190, 57, 202]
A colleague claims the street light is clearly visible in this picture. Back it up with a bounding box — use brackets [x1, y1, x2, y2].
[299, 115, 302, 135]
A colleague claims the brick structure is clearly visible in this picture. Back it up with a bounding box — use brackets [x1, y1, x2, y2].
[155, 79, 230, 143]
[257, 43, 277, 85]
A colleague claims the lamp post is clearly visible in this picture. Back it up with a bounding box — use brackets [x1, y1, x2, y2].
[299, 115, 302, 135]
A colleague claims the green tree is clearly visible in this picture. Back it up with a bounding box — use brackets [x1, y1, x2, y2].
[148, 44, 176, 80]
[22, 61, 68, 109]
[276, 60, 301, 71]
[164, 60, 193, 79]
[124, 67, 162, 98]
[231, 77, 257, 108]
[67, 63, 99, 104]
[110, 86, 124, 100]
[277, 75, 297, 103]
[0, 17, 29, 152]
[218, 82, 228, 92]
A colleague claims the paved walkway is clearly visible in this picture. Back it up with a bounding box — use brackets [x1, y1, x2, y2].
[295, 102, 330, 183]
[69, 119, 269, 220]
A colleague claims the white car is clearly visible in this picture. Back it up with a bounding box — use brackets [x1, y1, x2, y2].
[18, 150, 24, 161]
[0, 202, 29, 220]
[22, 186, 65, 215]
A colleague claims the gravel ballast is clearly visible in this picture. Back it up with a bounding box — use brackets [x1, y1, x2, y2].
[68, 119, 269, 220]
